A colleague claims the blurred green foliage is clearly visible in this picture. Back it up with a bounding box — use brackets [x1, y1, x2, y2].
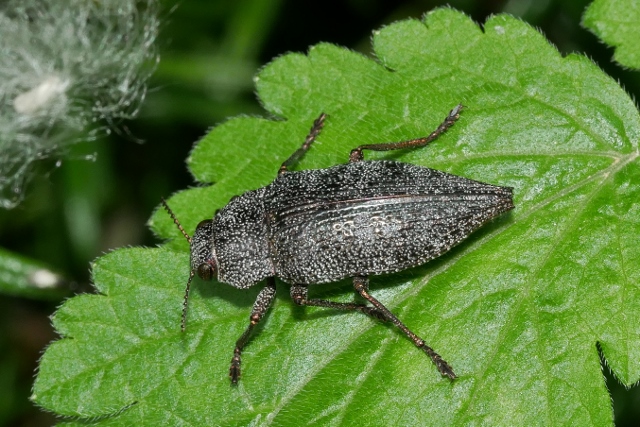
[1, 0, 639, 425]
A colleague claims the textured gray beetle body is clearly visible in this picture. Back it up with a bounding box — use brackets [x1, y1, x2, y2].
[212, 161, 512, 288]
[163, 105, 514, 384]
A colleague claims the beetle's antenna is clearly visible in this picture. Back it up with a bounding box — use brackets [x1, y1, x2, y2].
[181, 270, 195, 332]
[161, 198, 191, 243]
[161, 198, 195, 331]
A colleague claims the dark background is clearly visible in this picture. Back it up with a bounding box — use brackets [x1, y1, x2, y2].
[1, 0, 638, 425]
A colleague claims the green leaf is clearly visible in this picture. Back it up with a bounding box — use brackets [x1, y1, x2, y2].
[33, 9, 640, 426]
[583, 0, 640, 69]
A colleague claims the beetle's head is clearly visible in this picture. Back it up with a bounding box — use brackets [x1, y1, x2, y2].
[161, 199, 217, 332]
[190, 219, 217, 281]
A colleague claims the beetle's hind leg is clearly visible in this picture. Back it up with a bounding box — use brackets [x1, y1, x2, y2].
[229, 278, 277, 384]
[279, 113, 328, 175]
[349, 104, 463, 162]
[290, 284, 388, 322]
[352, 276, 457, 380]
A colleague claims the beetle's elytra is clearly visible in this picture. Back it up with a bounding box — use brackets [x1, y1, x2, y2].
[162, 105, 514, 384]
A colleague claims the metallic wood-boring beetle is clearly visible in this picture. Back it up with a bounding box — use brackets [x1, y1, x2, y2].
[162, 105, 514, 383]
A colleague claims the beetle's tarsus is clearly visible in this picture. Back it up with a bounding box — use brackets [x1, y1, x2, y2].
[422, 345, 457, 379]
[230, 352, 241, 384]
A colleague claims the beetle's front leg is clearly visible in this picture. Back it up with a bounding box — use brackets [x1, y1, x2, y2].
[290, 283, 388, 321]
[230, 277, 277, 384]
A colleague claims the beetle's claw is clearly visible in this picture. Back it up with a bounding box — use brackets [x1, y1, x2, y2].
[436, 359, 457, 380]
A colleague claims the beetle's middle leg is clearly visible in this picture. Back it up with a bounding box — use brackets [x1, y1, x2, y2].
[349, 104, 463, 162]
[279, 113, 328, 175]
[290, 284, 388, 322]
[352, 276, 457, 379]
[229, 277, 277, 384]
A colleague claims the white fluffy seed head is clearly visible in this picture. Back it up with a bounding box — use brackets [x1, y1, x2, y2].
[0, 0, 159, 208]
[13, 76, 70, 114]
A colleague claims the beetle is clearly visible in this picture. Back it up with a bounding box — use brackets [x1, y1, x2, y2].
[162, 105, 514, 383]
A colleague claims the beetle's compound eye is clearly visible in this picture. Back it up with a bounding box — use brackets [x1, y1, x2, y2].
[196, 219, 212, 229]
[197, 263, 214, 281]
